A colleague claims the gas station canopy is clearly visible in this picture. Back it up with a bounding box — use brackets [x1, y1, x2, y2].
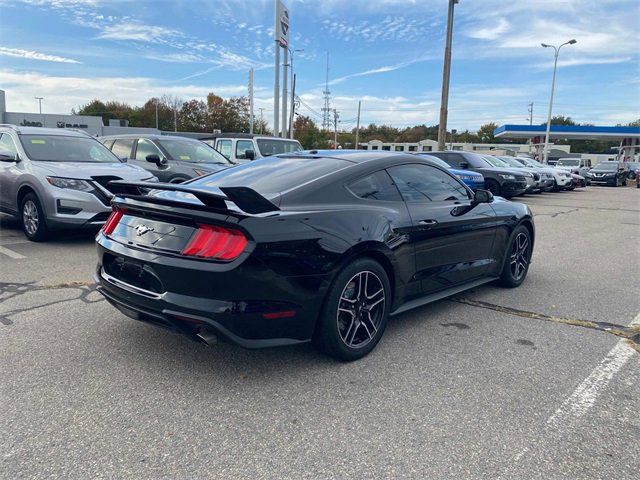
[494, 124, 640, 141]
[493, 124, 640, 161]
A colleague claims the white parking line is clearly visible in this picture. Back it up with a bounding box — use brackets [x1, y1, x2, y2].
[547, 311, 639, 429]
[0, 245, 25, 259]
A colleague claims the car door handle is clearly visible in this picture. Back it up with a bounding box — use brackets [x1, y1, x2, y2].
[419, 219, 438, 225]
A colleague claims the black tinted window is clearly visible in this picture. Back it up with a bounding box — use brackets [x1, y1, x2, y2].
[111, 139, 134, 158]
[194, 156, 352, 196]
[388, 164, 469, 202]
[348, 170, 402, 201]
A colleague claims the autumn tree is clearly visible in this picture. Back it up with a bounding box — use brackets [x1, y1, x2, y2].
[293, 115, 327, 149]
[477, 122, 499, 143]
[207, 93, 250, 132]
[179, 99, 209, 132]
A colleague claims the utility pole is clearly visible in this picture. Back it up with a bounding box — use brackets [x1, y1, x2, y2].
[437, 0, 458, 151]
[34, 97, 44, 114]
[258, 108, 265, 134]
[333, 109, 339, 148]
[155, 99, 159, 129]
[528, 102, 534, 125]
[355, 100, 361, 149]
[289, 73, 296, 138]
[281, 48, 288, 138]
[174, 109, 177, 132]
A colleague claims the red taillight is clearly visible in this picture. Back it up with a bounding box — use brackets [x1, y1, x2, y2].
[182, 224, 247, 260]
[102, 208, 123, 235]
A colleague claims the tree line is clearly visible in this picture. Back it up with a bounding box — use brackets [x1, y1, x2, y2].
[74, 96, 638, 154]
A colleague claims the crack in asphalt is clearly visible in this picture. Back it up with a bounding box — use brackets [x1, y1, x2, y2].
[451, 297, 640, 347]
[535, 208, 579, 218]
[0, 281, 102, 325]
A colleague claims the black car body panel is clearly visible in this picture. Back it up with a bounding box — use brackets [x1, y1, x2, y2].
[95, 153, 534, 348]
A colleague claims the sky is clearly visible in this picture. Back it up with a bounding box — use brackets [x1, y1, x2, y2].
[0, 0, 639, 132]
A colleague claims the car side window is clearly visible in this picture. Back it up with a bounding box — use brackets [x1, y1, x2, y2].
[217, 139, 232, 159]
[102, 139, 115, 149]
[135, 139, 162, 161]
[111, 139, 134, 159]
[0, 134, 18, 155]
[387, 164, 470, 202]
[348, 170, 402, 201]
[235, 140, 254, 159]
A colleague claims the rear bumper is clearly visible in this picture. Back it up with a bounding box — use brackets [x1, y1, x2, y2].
[94, 237, 330, 348]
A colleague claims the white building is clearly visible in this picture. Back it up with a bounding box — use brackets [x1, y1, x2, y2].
[357, 138, 571, 156]
[0, 90, 160, 136]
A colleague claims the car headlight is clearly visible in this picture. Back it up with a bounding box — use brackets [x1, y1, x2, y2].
[499, 174, 515, 180]
[46, 177, 94, 192]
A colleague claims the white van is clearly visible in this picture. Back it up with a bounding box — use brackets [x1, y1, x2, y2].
[201, 134, 303, 163]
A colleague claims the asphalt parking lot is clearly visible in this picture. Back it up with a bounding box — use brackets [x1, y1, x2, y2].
[1, 186, 639, 479]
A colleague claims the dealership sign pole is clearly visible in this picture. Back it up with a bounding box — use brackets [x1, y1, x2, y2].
[249, 68, 254, 134]
[275, 0, 289, 138]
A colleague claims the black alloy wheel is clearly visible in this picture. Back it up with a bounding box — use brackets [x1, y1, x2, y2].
[485, 179, 500, 197]
[498, 225, 532, 288]
[314, 258, 390, 361]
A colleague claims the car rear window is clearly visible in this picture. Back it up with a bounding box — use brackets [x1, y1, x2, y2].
[192, 156, 353, 196]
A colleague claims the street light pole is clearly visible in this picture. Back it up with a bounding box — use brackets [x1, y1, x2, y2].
[437, 0, 458, 152]
[541, 39, 577, 164]
[288, 48, 303, 138]
[35, 97, 44, 114]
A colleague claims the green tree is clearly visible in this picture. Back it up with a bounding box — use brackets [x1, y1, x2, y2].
[293, 115, 327, 149]
[179, 99, 209, 132]
[477, 122, 499, 143]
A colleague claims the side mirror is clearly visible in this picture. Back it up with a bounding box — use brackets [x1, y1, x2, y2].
[146, 154, 166, 166]
[0, 151, 18, 162]
[473, 189, 493, 204]
[244, 149, 255, 160]
[118, 156, 128, 163]
[459, 161, 469, 169]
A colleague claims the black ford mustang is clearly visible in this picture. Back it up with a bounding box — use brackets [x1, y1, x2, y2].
[96, 152, 534, 360]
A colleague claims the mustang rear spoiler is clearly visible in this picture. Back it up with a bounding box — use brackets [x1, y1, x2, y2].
[107, 181, 280, 215]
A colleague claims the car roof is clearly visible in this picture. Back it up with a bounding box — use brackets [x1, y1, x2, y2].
[0, 125, 92, 137]
[295, 150, 425, 164]
[99, 133, 197, 141]
[200, 133, 300, 140]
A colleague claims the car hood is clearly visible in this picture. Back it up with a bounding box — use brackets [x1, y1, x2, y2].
[589, 168, 617, 173]
[554, 165, 579, 171]
[476, 167, 529, 176]
[34, 161, 152, 180]
[450, 168, 482, 178]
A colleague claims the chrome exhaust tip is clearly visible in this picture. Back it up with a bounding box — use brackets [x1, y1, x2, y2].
[196, 328, 218, 346]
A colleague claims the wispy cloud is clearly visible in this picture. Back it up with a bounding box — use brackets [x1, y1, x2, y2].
[97, 22, 181, 42]
[0, 46, 81, 64]
[328, 56, 435, 86]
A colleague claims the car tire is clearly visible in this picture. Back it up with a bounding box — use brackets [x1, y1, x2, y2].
[20, 192, 49, 242]
[498, 225, 532, 289]
[552, 180, 561, 192]
[622, 177, 627, 187]
[485, 179, 500, 197]
[314, 257, 391, 361]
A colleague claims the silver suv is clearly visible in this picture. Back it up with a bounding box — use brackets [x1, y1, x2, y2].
[0, 125, 156, 241]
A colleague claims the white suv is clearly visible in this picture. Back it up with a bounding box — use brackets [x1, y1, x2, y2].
[201, 135, 303, 163]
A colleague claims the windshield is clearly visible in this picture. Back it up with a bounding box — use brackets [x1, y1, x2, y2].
[498, 156, 524, 168]
[158, 139, 231, 165]
[557, 159, 580, 166]
[20, 134, 120, 163]
[256, 139, 302, 157]
[482, 155, 510, 168]
[522, 158, 544, 167]
[593, 162, 619, 170]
